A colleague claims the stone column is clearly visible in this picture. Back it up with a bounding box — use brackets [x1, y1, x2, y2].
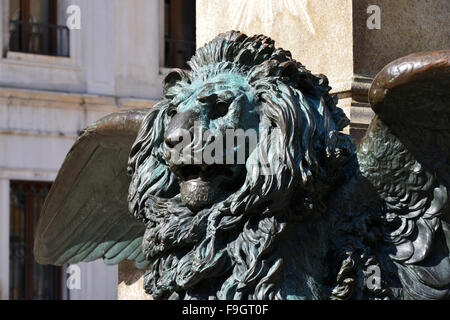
[0, 178, 9, 300]
[196, 0, 450, 142]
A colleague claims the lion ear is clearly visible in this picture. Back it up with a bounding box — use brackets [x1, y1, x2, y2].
[279, 61, 298, 78]
[163, 69, 190, 94]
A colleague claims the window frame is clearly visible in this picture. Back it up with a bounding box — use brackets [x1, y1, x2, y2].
[0, 0, 81, 71]
[159, 0, 196, 74]
[9, 180, 63, 300]
[8, 0, 70, 58]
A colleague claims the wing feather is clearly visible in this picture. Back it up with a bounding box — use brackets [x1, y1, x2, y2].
[358, 50, 450, 299]
[34, 109, 149, 268]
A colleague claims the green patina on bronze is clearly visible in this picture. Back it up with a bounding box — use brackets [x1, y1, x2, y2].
[34, 31, 450, 300]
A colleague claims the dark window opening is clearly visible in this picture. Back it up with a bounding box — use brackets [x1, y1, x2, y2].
[9, 181, 62, 300]
[8, 0, 70, 57]
[164, 0, 196, 69]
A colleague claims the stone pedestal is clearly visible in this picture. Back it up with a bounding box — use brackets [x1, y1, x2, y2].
[117, 0, 450, 299]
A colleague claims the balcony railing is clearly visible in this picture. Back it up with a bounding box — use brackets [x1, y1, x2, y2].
[9, 20, 70, 57]
[165, 37, 196, 69]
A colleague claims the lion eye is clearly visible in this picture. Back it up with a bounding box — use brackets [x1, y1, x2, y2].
[211, 101, 229, 119]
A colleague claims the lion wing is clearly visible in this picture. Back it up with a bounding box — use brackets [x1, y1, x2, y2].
[357, 50, 450, 299]
[34, 109, 149, 268]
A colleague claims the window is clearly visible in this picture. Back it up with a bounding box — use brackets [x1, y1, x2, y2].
[9, 181, 63, 300]
[8, 0, 70, 57]
[164, 0, 196, 69]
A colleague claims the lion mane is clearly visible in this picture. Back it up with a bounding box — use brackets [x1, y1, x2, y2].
[127, 31, 354, 299]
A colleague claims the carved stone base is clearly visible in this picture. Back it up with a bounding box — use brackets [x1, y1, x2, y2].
[118, 261, 152, 300]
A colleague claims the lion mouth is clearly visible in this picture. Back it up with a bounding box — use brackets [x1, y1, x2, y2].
[172, 164, 235, 182]
[171, 163, 246, 212]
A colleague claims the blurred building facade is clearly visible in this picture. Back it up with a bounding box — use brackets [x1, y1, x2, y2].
[197, 0, 450, 143]
[0, 0, 195, 300]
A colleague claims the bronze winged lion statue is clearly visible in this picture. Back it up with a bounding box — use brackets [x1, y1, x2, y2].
[34, 31, 450, 300]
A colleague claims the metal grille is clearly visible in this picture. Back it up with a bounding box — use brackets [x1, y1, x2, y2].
[9, 20, 70, 57]
[9, 181, 62, 300]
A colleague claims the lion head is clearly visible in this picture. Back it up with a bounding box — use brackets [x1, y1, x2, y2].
[127, 31, 354, 299]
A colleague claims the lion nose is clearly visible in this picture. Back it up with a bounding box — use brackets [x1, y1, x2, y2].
[165, 110, 197, 148]
[165, 128, 187, 148]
